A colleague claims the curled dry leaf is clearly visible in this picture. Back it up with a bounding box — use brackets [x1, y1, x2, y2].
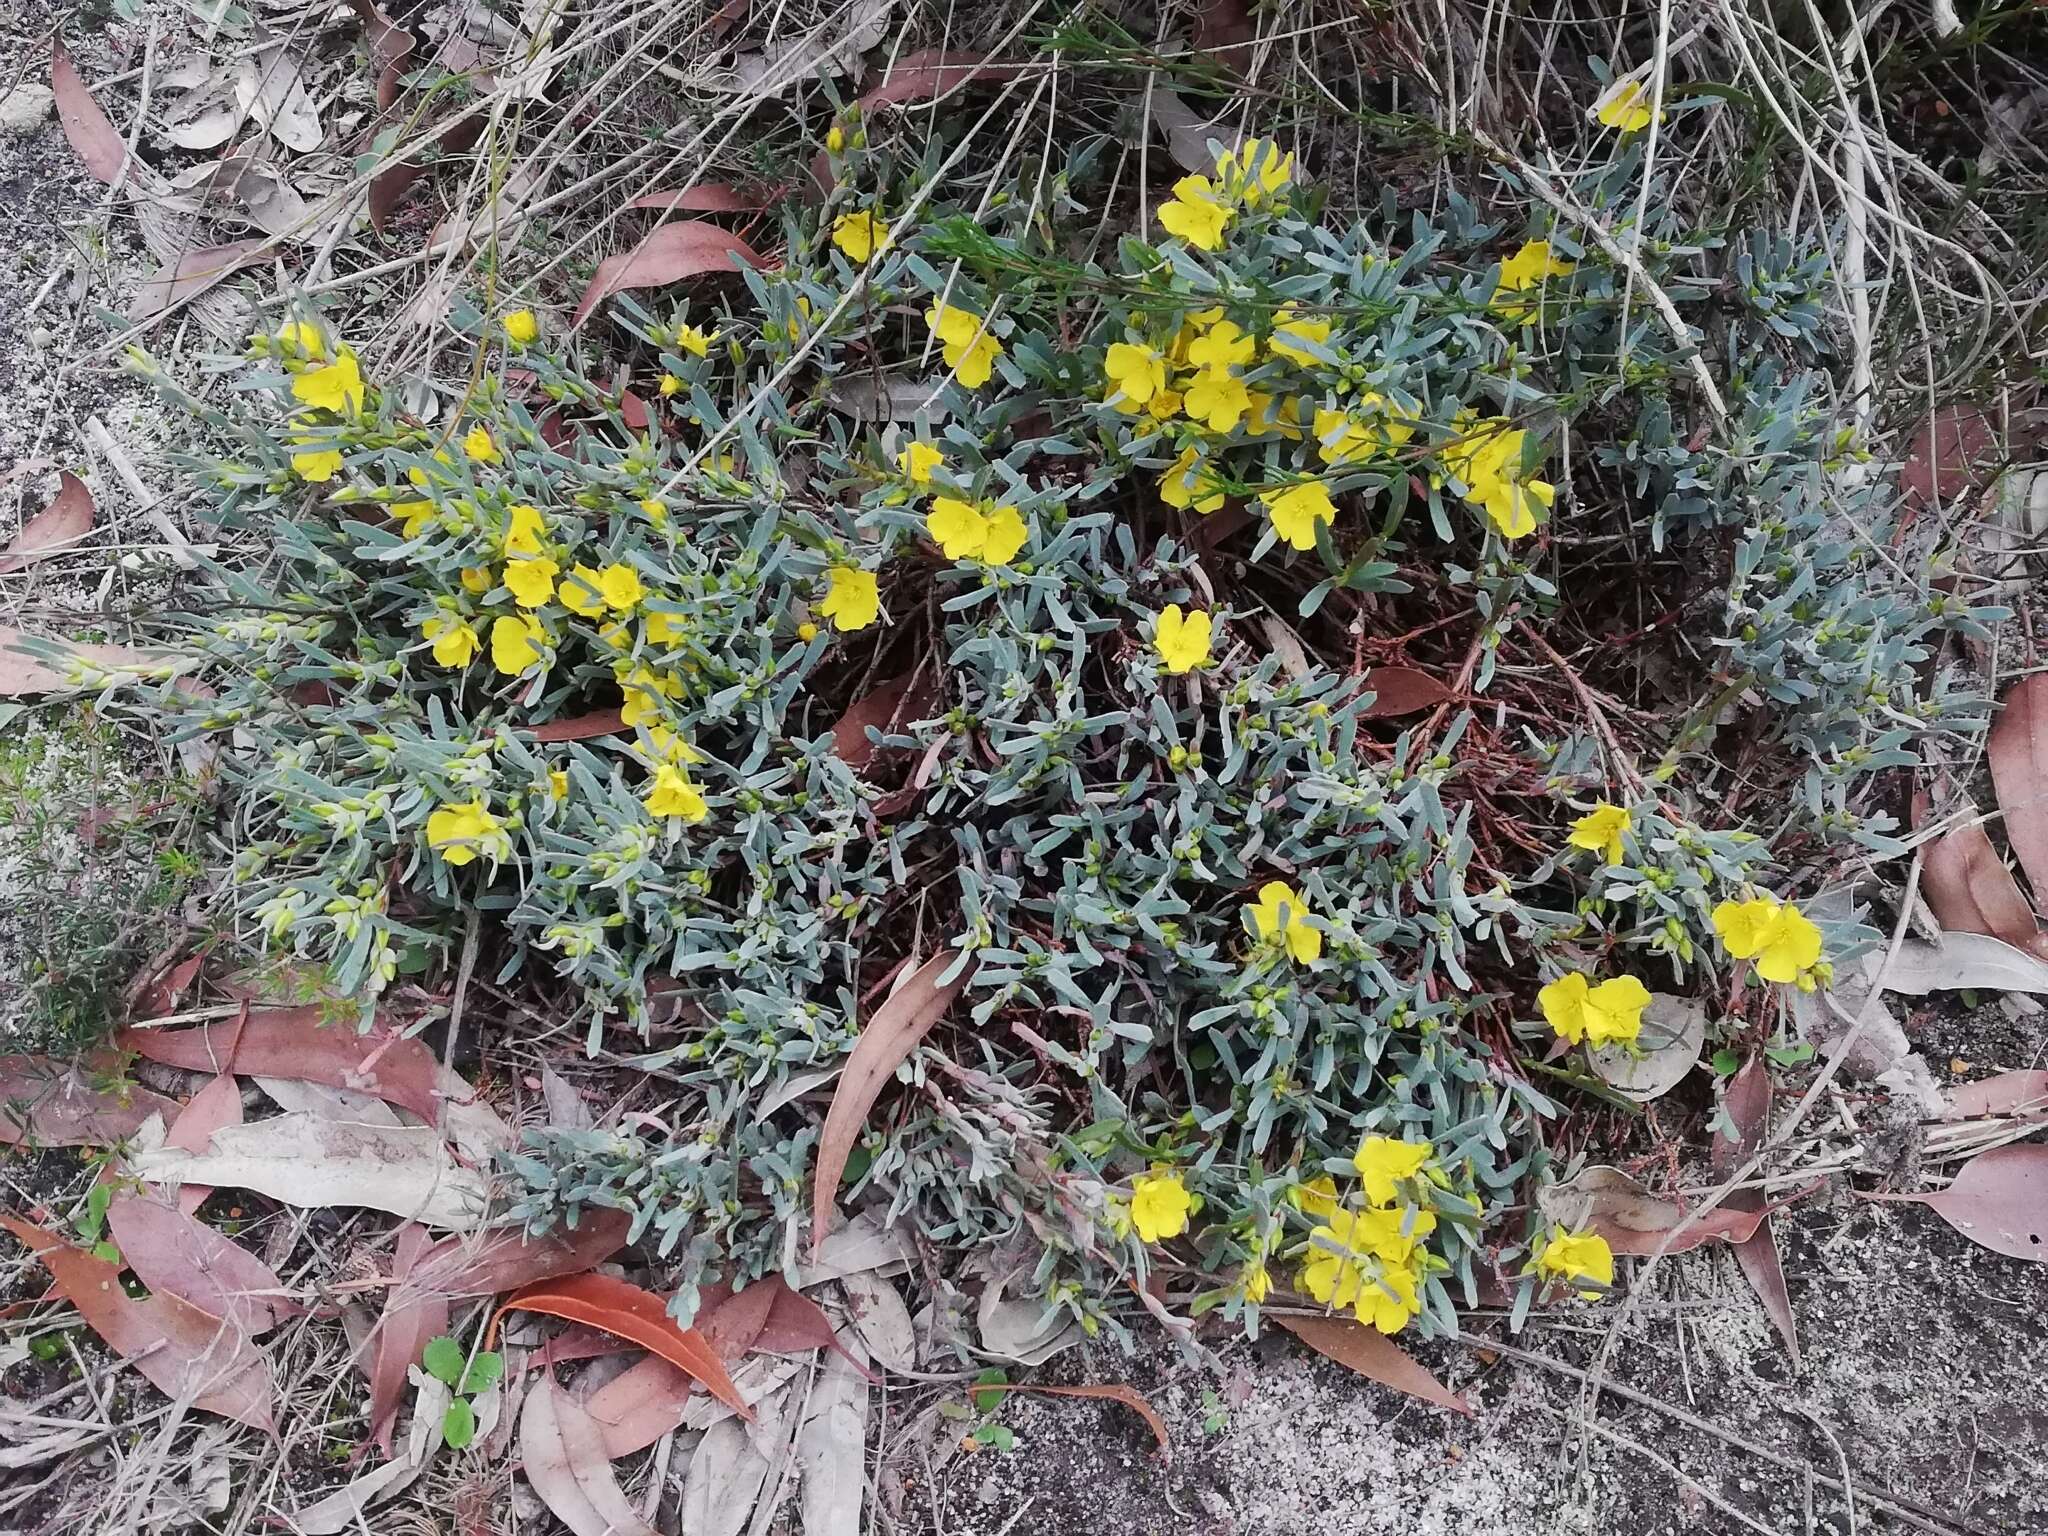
[837, 1269, 916, 1373]
[519, 1374, 661, 1536]
[51, 38, 127, 184]
[1710, 1059, 1800, 1366]
[976, 1273, 1083, 1365]
[795, 1340, 870, 1536]
[626, 183, 776, 213]
[829, 671, 937, 770]
[715, 0, 894, 98]
[127, 1113, 488, 1229]
[0, 1053, 177, 1146]
[1358, 665, 1452, 719]
[0, 470, 94, 573]
[104, 1193, 298, 1336]
[233, 45, 322, 154]
[1946, 1069, 2048, 1120]
[1537, 1165, 1766, 1254]
[118, 1008, 446, 1121]
[1885, 1143, 2048, 1262]
[404, 1207, 632, 1300]
[812, 949, 972, 1255]
[1878, 931, 2048, 995]
[165, 1071, 243, 1216]
[0, 1211, 274, 1430]
[1588, 992, 1706, 1102]
[1274, 1312, 1469, 1416]
[1913, 789, 2048, 958]
[1988, 672, 2048, 910]
[365, 1223, 446, 1456]
[571, 220, 770, 329]
[495, 1271, 750, 1417]
[973, 1382, 1170, 1454]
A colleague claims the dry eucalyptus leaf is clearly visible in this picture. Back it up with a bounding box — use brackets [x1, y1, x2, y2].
[975, 1274, 1082, 1364]
[1879, 931, 2048, 994]
[1588, 992, 1706, 1102]
[234, 45, 322, 153]
[837, 1270, 916, 1373]
[1538, 1165, 1765, 1254]
[679, 1413, 773, 1536]
[795, 1340, 870, 1536]
[716, 0, 894, 97]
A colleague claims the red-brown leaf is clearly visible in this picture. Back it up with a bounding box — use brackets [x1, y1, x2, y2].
[571, 221, 769, 329]
[527, 709, 627, 743]
[1358, 666, 1452, 719]
[1191, 0, 1257, 70]
[366, 1222, 445, 1456]
[753, 1275, 874, 1377]
[1989, 673, 2048, 913]
[117, 1008, 444, 1123]
[0, 1054, 177, 1147]
[1895, 1144, 2048, 1263]
[105, 1193, 297, 1336]
[856, 50, 1032, 112]
[1275, 1313, 1471, 1416]
[0, 471, 94, 574]
[1948, 1069, 2048, 1119]
[132, 240, 268, 323]
[829, 671, 937, 770]
[1710, 1059, 1800, 1365]
[346, 0, 414, 72]
[1915, 789, 2048, 957]
[370, 116, 485, 235]
[495, 1272, 750, 1417]
[584, 1355, 693, 1459]
[1899, 405, 1998, 509]
[0, 1210, 274, 1429]
[51, 39, 127, 184]
[974, 1382, 1169, 1454]
[404, 1208, 633, 1299]
[812, 950, 972, 1256]
[626, 184, 774, 213]
[166, 1072, 242, 1217]
[0, 624, 174, 696]
[130, 950, 205, 1020]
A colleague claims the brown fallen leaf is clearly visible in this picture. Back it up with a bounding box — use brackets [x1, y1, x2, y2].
[365, 1222, 446, 1457]
[572, 221, 770, 328]
[129, 949, 206, 1020]
[117, 1008, 446, 1122]
[1358, 665, 1452, 719]
[1882, 1143, 2047, 1262]
[104, 1193, 297, 1336]
[494, 1272, 750, 1417]
[0, 624, 177, 696]
[403, 1207, 632, 1299]
[527, 708, 626, 743]
[1710, 1058, 1800, 1367]
[1275, 1312, 1470, 1416]
[164, 1071, 242, 1217]
[1899, 405, 1999, 509]
[752, 1275, 875, 1378]
[626, 184, 777, 213]
[521, 1374, 661, 1536]
[1538, 1164, 1768, 1255]
[812, 949, 973, 1256]
[809, 51, 1031, 189]
[1914, 789, 2048, 958]
[132, 240, 268, 323]
[0, 1054, 177, 1146]
[1988, 673, 2048, 912]
[0, 1210, 274, 1430]
[830, 670, 937, 770]
[0, 471, 94, 573]
[974, 1382, 1170, 1455]
[50, 38, 127, 185]
[1947, 1069, 2048, 1119]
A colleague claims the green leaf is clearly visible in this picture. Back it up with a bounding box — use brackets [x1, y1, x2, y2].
[971, 1367, 1008, 1414]
[421, 1335, 465, 1386]
[459, 1351, 504, 1395]
[441, 1396, 476, 1449]
[90, 1240, 121, 1264]
[971, 1423, 1015, 1451]
[1709, 1048, 1740, 1077]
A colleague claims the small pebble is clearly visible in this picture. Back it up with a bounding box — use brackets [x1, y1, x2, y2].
[0, 83, 55, 136]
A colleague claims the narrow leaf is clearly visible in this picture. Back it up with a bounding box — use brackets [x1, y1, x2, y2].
[527, 708, 626, 742]
[403, 1207, 633, 1299]
[118, 1008, 446, 1122]
[51, 39, 127, 184]
[1947, 1070, 2048, 1119]
[132, 240, 267, 323]
[626, 184, 775, 213]
[165, 1070, 243, 1217]
[495, 1272, 750, 1417]
[812, 950, 972, 1256]
[104, 1194, 298, 1336]
[0, 471, 94, 573]
[571, 221, 769, 328]
[973, 1382, 1169, 1454]
[1275, 1313, 1470, 1416]
[0, 1053, 177, 1146]
[368, 1226, 449, 1455]
[1710, 1060, 1800, 1366]
[1988, 673, 2048, 911]
[1895, 1144, 2048, 1263]
[519, 1374, 661, 1536]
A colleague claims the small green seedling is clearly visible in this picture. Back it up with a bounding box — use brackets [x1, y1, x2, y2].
[74, 1185, 119, 1265]
[1201, 1389, 1229, 1435]
[421, 1334, 503, 1449]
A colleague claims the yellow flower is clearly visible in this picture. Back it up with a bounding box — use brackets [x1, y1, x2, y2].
[1352, 1136, 1434, 1205]
[643, 723, 704, 765]
[422, 614, 479, 668]
[463, 425, 499, 464]
[459, 566, 493, 595]
[658, 374, 683, 398]
[1448, 421, 1553, 540]
[645, 764, 709, 822]
[1153, 604, 1212, 675]
[1537, 971, 1652, 1047]
[1103, 342, 1168, 411]
[1157, 174, 1231, 250]
[1147, 388, 1184, 422]
[927, 499, 1025, 565]
[1186, 320, 1255, 372]
[1567, 802, 1631, 865]
[275, 319, 326, 359]
[1260, 481, 1336, 551]
[425, 799, 506, 866]
[503, 556, 558, 609]
[926, 304, 1003, 389]
[291, 446, 343, 482]
[1239, 1260, 1272, 1303]
[1493, 239, 1575, 321]
[831, 209, 891, 262]
[502, 504, 547, 556]
[826, 122, 847, 154]
[1184, 368, 1250, 433]
[560, 565, 607, 617]
[291, 348, 364, 414]
[1217, 137, 1294, 205]
[645, 609, 687, 646]
[1301, 1214, 1423, 1334]
[1249, 880, 1321, 963]
[898, 440, 946, 485]
[619, 665, 674, 726]
[1268, 308, 1332, 366]
[1245, 393, 1302, 440]
[548, 769, 569, 799]
[1160, 447, 1226, 514]
[503, 309, 539, 345]
[638, 496, 668, 524]
[1290, 1174, 1339, 1220]
[1130, 1171, 1191, 1243]
[674, 323, 714, 358]
[1594, 78, 1658, 133]
[819, 566, 879, 631]
[1712, 896, 1823, 987]
[1531, 1227, 1614, 1298]
[599, 563, 646, 612]
[489, 615, 544, 675]
[980, 506, 1027, 565]
[797, 621, 819, 642]
[394, 500, 438, 538]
